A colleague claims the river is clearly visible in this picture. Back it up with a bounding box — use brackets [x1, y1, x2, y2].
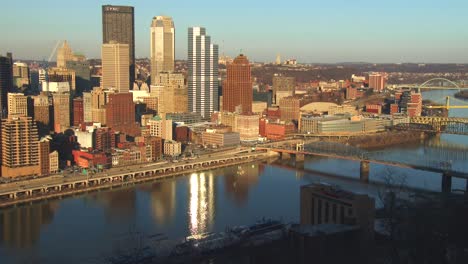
[1, 90, 467, 264]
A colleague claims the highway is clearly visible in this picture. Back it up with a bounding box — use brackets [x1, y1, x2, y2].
[0, 148, 273, 207]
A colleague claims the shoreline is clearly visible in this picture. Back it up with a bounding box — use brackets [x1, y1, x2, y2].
[321, 131, 430, 149]
[0, 154, 274, 209]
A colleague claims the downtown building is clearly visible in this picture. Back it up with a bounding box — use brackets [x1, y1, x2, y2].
[1, 116, 40, 178]
[102, 5, 135, 88]
[0, 53, 13, 117]
[222, 54, 252, 114]
[368, 72, 387, 92]
[188, 27, 219, 119]
[150, 16, 175, 84]
[101, 42, 130, 93]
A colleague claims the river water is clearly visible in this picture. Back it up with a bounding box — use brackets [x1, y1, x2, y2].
[1, 90, 467, 264]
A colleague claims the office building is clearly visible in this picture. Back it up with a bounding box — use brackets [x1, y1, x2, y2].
[165, 112, 202, 124]
[202, 131, 240, 147]
[12, 62, 30, 91]
[66, 60, 91, 94]
[0, 54, 13, 117]
[1, 116, 40, 178]
[272, 74, 295, 104]
[235, 114, 259, 141]
[222, 54, 252, 113]
[83, 92, 92, 122]
[52, 93, 71, 133]
[38, 137, 51, 175]
[152, 73, 187, 115]
[48, 68, 76, 92]
[105, 93, 139, 136]
[279, 96, 313, 121]
[188, 27, 219, 118]
[56, 41, 73, 68]
[102, 43, 130, 93]
[91, 87, 114, 124]
[32, 94, 51, 136]
[150, 16, 175, 84]
[163, 140, 181, 157]
[102, 5, 135, 88]
[73, 97, 84, 126]
[7, 93, 28, 118]
[300, 183, 375, 239]
[148, 115, 172, 140]
[368, 73, 386, 92]
[95, 127, 115, 152]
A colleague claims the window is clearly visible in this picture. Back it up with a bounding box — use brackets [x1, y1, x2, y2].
[317, 200, 322, 224]
[332, 204, 337, 222]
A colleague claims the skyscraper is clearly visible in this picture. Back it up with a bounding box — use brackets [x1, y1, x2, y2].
[101, 43, 130, 93]
[272, 74, 295, 104]
[222, 54, 252, 113]
[105, 93, 139, 136]
[150, 16, 175, 84]
[56, 41, 73, 68]
[102, 5, 135, 88]
[0, 54, 13, 117]
[188, 27, 219, 119]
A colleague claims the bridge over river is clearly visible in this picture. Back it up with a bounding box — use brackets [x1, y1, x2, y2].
[259, 140, 468, 193]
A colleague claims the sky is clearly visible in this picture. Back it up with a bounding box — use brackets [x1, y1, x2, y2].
[1, 0, 468, 63]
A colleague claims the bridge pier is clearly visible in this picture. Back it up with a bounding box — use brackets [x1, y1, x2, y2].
[281, 152, 291, 160]
[441, 173, 452, 193]
[360, 161, 370, 183]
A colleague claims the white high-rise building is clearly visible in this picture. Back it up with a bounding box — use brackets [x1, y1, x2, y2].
[150, 16, 175, 85]
[101, 42, 130, 93]
[188, 27, 219, 119]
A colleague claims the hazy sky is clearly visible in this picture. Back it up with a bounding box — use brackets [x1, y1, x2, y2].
[1, 0, 468, 63]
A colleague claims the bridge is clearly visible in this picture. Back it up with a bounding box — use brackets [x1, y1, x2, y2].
[259, 141, 468, 193]
[398, 78, 468, 109]
[393, 116, 468, 135]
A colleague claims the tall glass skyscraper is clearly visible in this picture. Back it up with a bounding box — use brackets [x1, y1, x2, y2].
[150, 16, 175, 85]
[188, 27, 219, 119]
[102, 5, 135, 89]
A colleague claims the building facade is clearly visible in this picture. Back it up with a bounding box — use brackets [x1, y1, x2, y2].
[272, 74, 295, 104]
[56, 41, 73, 68]
[7, 93, 28, 118]
[106, 93, 139, 136]
[1, 116, 40, 178]
[52, 93, 71, 133]
[150, 16, 175, 84]
[102, 5, 135, 88]
[188, 27, 219, 118]
[101, 43, 130, 93]
[222, 54, 252, 113]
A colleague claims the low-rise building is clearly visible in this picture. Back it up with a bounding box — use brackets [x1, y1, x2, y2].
[164, 140, 182, 157]
[202, 131, 240, 147]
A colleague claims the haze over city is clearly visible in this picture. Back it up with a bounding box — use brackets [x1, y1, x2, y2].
[2, 0, 468, 63]
[1, 1, 468, 264]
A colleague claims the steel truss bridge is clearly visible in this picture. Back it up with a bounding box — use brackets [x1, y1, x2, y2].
[393, 116, 468, 135]
[261, 141, 468, 192]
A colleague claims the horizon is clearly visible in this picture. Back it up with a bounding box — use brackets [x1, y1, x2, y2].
[1, 0, 468, 63]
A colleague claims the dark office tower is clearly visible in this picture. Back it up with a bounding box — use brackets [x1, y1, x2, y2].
[222, 54, 252, 114]
[102, 5, 135, 89]
[0, 54, 13, 117]
[66, 60, 91, 94]
[188, 27, 219, 119]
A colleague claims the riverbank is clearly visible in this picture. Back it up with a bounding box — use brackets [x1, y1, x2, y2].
[455, 90, 468, 100]
[0, 153, 274, 208]
[339, 130, 429, 149]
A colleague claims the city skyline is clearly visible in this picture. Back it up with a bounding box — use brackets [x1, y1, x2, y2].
[1, 0, 468, 63]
